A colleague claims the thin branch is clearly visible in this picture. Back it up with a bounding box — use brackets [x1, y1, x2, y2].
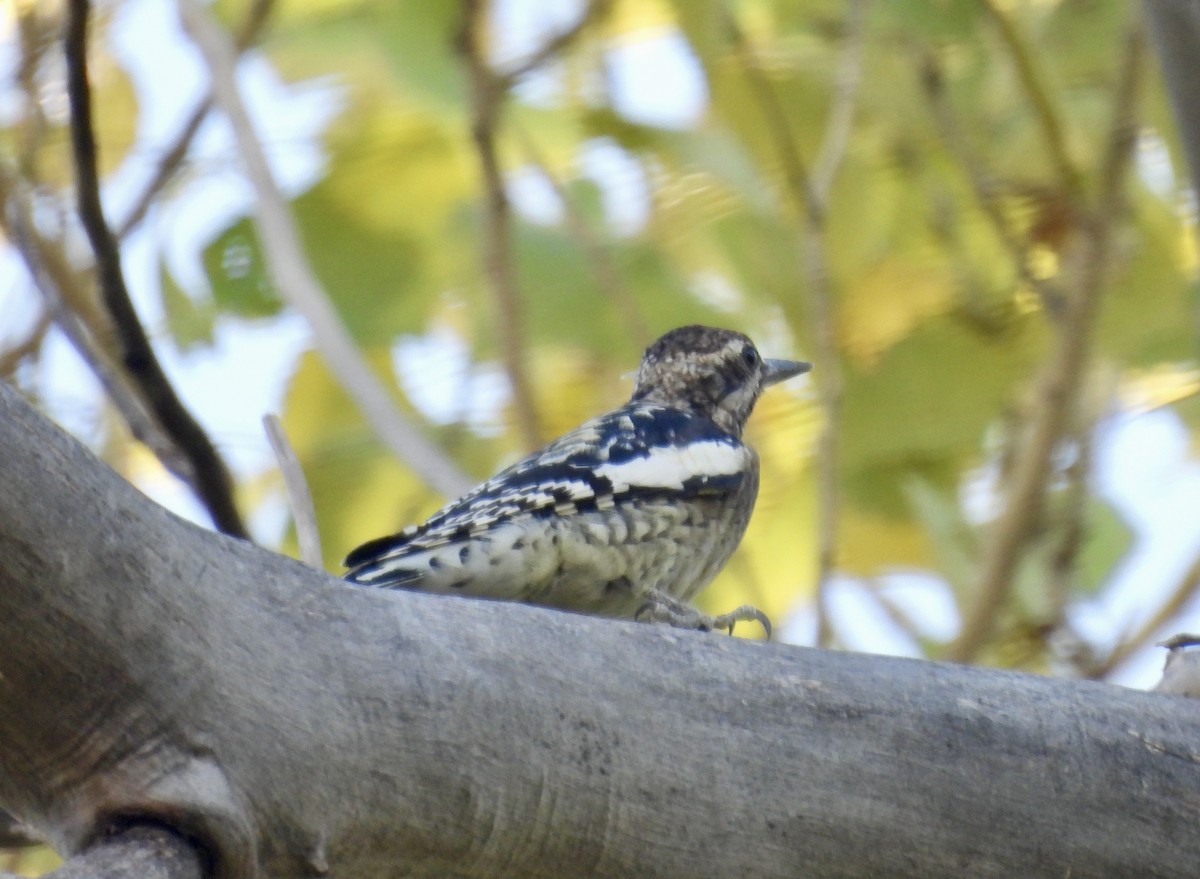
[1094, 552, 1200, 680]
[64, 0, 248, 538]
[728, 17, 843, 648]
[496, 0, 613, 88]
[811, 0, 870, 206]
[458, 0, 542, 449]
[115, 0, 275, 240]
[512, 123, 650, 347]
[979, 0, 1083, 200]
[920, 51, 1063, 310]
[0, 309, 51, 377]
[0, 808, 41, 850]
[14, 5, 54, 184]
[179, 0, 474, 500]
[7, 193, 189, 480]
[1047, 426, 1093, 621]
[263, 414, 322, 569]
[948, 22, 1145, 663]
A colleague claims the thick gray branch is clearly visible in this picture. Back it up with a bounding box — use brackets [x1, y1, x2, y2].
[0, 380, 1197, 879]
[1143, 0, 1200, 192]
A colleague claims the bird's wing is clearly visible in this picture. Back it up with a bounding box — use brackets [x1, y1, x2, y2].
[342, 404, 750, 577]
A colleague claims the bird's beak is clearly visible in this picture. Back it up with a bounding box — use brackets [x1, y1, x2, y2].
[762, 358, 812, 386]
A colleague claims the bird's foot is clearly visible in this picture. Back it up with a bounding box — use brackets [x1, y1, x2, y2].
[636, 594, 772, 639]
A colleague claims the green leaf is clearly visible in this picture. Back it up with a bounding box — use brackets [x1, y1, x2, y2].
[201, 217, 283, 319]
[159, 259, 216, 351]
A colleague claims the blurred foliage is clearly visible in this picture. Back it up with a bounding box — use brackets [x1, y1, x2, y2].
[4, 0, 1198, 669]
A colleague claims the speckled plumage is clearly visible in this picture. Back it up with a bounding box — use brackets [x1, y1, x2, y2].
[344, 325, 810, 633]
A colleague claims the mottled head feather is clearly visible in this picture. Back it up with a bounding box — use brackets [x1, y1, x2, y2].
[631, 325, 810, 435]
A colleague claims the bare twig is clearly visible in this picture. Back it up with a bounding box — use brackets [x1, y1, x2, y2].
[811, 0, 870, 205]
[948, 23, 1145, 663]
[0, 809, 40, 849]
[496, 0, 613, 87]
[512, 123, 650, 347]
[979, 0, 1083, 200]
[1047, 426, 1093, 620]
[179, 0, 474, 500]
[7, 194, 188, 479]
[14, 5, 54, 182]
[115, 0, 275, 239]
[920, 52, 1062, 310]
[459, 0, 542, 449]
[863, 577, 928, 647]
[729, 17, 843, 648]
[0, 309, 51, 377]
[65, 0, 248, 538]
[1095, 554, 1200, 680]
[263, 414, 322, 569]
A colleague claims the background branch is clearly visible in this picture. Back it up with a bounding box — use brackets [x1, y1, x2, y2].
[115, 0, 275, 240]
[263, 414, 322, 569]
[920, 51, 1062, 310]
[496, 0, 612, 87]
[948, 22, 1145, 662]
[459, 0, 543, 449]
[7, 193, 189, 480]
[1095, 550, 1200, 680]
[980, 0, 1083, 199]
[0, 309, 50, 377]
[64, 0, 247, 538]
[513, 123, 650, 347]
[1143, 0, 1200, 194]
[811, 0, 870, 205]
[179, 0, 474, 500]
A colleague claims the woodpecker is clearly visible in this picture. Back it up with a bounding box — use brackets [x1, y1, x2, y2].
[344, 325, 810, 635]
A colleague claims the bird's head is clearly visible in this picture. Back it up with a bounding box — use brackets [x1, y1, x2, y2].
[630, 325, 811, 435]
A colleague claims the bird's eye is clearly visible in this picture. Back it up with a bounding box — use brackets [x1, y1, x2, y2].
[741, 345, 759, 368]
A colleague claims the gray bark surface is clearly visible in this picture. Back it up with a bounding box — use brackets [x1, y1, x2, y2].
[1, 382, 1199, 879]
[1144, 0, 1200, 189]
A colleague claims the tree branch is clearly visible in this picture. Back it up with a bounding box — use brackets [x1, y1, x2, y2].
[948, 21, 1146, 662]
[459, 0, 542, 449]
[0, 309, 51, 377]
[920, 50, 1063, 310]
[115, 0, 275, 240]
[179, 0, 474, 500]
[1143, 0, 1200, 196]
[0, 381, 1198, 879]
[512, 123, 650, 347]
[980, 0, 1084, 199]
[64, 0, 247, 538]
[1095, 550, 1200, 680]
[6, 194, 190, 480]
[496, 0, 613, 88]
[263, 413, 322, 569]
[810, 0, 870, 206]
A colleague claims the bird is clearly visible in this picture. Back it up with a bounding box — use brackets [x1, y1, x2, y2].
[343, 325, 811, 636]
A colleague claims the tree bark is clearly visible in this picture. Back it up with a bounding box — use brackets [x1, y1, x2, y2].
[0, 380, 1198, 879]
[1143, 0, 1200, 193]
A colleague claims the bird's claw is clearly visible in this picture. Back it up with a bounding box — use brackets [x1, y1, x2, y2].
[710, 604, 773, 639]
[636, 595, 772, 639]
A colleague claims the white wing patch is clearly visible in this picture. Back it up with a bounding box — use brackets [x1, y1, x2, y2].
[593, 440, 748, 492]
